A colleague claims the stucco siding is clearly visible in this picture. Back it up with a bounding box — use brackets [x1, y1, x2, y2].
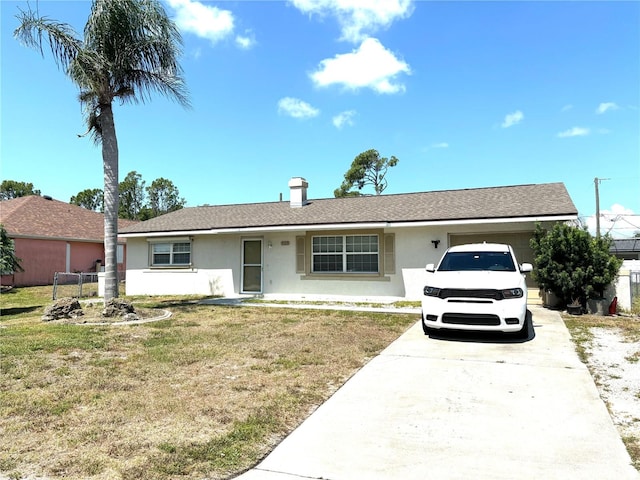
[394, 226, 446, 299]
[11, 238, 66, 286]
[124, 228, 444, 299]
[8, 238, 104, 287]
[125, 236, 235, 296]
[124, 221, 560, 300]
[262, 232, 299, 294]
[70, 242, 104, 274]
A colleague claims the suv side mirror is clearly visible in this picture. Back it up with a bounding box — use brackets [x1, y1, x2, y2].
[520, 263, 533, 273]
[426, 263, 435, 273]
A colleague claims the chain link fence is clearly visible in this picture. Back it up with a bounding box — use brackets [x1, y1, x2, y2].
[52, 272, 99, 300]
[631, 271, 640, 313]
[52, 271, 127, 299]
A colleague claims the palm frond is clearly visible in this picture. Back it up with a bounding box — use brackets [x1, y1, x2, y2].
[114, 69, 190, 107]
[16, 0, 190, 142]
[84, 0, 190, 108]
[14, 7, 82, 72]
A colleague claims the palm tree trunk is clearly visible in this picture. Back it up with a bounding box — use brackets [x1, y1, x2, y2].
[100, 103, 119, 302]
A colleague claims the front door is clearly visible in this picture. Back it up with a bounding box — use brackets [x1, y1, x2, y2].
[241, 239, 262, 293]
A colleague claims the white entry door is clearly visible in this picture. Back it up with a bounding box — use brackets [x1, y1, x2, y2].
[241, 239, 262, 293]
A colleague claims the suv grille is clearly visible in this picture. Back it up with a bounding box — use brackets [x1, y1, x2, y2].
[438, 288, 503, 300]
[442, 313, 501, 326]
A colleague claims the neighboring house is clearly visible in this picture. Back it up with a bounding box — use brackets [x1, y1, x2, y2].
[0, 195, 133, 287]
[614, 259, 640, 312]
[610, 238, 640, 260]
[611, 240, 640, 311]
[119, 178, 578, 301]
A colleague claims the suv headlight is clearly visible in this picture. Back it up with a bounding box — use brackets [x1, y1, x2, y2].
[502, 288, 524, 299]
[423, 286, 441, 297]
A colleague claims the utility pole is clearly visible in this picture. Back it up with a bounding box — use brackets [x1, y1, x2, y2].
[595, 177, 600, 238]
[594, 177, 610, 238]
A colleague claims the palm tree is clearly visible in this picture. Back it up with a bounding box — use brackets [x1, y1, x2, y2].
[15, 0, 189, 302]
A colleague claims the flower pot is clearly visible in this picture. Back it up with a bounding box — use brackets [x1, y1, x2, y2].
[566, 304, 582, 315]
[543, 290, 562, 309]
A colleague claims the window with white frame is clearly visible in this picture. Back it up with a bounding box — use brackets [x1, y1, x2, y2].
[151, 241, 191, 266]
[312, 235, 378, 273]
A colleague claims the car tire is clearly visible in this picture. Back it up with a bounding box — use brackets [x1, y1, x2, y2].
[516, 317, 529, 339]
[421, 318, 434, 336]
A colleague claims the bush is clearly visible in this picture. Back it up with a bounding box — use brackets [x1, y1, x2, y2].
[0, 224, 23, 275]
[530, 223, 622, 307]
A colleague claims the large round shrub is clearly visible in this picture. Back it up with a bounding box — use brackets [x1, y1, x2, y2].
[530, 223, 622, 307]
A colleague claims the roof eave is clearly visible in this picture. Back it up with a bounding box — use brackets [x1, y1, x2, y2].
[8, 233, 108, 243]
[388, 213, 578, 228]
[119, 213, 578, 238]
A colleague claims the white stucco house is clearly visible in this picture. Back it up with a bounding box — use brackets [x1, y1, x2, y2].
[118, 178, 578, 301]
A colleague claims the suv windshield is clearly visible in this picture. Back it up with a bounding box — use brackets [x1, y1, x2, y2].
[438, 251, 516, 272]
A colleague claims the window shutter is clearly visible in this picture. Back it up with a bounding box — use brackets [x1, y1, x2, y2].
[383, 233, 395, 274]
[296, 236, 306, 273]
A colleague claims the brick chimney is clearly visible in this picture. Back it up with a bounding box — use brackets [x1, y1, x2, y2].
[288, 177, 308, 208]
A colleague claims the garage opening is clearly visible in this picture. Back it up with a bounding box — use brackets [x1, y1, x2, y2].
[449, 232, 540, 302]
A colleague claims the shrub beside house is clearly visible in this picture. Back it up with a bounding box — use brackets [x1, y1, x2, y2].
[531, 223, 623, 314]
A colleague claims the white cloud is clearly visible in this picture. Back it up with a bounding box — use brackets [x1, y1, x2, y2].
[310, 37, 410, 94]
[332, 110, 356, 129]
[421, 142, 449, 152]
[501, 110, 523, 128]
[291, 0, 414, 43]
[557, 127, 590, 138]
[609, 204, 635, 216]
[235, 31, 256, 49]
[167, 0, 236, 44]
[561, 104, 573, 112]
[585, 204, 639, 238]
[277, 97, 320, 119]
[596, 102, 619, 114]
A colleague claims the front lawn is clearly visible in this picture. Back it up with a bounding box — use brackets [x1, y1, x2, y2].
[0, 287, 416, 480]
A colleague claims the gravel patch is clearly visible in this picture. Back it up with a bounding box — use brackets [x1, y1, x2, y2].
[583, 327, 640, 445]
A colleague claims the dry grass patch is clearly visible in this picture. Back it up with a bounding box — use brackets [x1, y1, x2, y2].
[564, 312, 640, 471]
[0, 289, 416, 480]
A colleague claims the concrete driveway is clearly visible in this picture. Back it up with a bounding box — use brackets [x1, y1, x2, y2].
[234, 305, 639, 480]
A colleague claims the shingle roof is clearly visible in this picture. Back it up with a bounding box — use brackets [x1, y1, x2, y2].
[611, 238, 640, 254]
[119, 182, 577, 235]
[0, 195, 136, 241]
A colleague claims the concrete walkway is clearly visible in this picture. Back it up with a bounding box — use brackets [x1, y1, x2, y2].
[233, 305, 639, 480]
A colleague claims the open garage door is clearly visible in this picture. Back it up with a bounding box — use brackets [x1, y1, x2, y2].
[449, 232, 539, 300]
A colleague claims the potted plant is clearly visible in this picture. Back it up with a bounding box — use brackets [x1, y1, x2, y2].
[566, 298, 583, 315]
[541, 289, 562, 309]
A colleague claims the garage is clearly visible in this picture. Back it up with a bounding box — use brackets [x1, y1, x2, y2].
[449, 232, 539, 298]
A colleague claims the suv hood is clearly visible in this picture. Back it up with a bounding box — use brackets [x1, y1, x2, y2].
[428, 271, 526, 290]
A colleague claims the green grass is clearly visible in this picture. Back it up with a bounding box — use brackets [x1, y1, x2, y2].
[1, 323, 109, 355]
[148, 405, 282, 477]
[0, 285, 52, 319]
[0, 286, 416, 480]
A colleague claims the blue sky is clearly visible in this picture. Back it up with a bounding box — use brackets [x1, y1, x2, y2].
[1, 0, 639, 237]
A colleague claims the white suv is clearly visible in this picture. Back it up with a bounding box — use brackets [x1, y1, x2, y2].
[421, 243, 533, 336]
